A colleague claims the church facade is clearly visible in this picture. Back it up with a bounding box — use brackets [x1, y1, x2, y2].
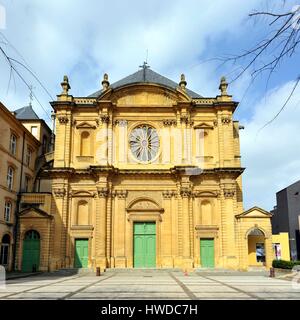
[16, 66, 274, 272]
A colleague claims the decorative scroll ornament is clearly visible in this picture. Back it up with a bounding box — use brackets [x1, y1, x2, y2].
[53, 188, 66, 198]
[162, 190, 175, 199]
[57, 116, 69, 124]
[223, 188, 235, 198]
[162, 119, 177, 126]
[97, 187, 109, 198]
[221, 116, 231, 125]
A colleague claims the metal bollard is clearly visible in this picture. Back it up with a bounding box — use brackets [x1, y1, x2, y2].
[269, 267, 275, 278]
[96, 267, 101, 276]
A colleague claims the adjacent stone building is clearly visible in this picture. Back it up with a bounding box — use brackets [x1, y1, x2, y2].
[0, 102, 40, 270]
[16, 66, 274, 272]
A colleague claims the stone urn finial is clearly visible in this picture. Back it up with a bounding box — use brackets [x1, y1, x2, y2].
[179, 73, 187, 91]
[102, 73, 110, 90]
[219, 76, 228, 96]
[61, 75, 71, 95]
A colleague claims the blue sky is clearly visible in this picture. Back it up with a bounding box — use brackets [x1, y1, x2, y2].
[0, 0, 299, 210]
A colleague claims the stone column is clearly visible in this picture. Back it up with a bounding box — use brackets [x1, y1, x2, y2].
[161, 191, 174, 267]
[220, 185, 238, 268]
[95, 187, 108, 269]
[114, 190, 128, 268]
[99, 115, 109, 165]
[180, 185, 193, 270]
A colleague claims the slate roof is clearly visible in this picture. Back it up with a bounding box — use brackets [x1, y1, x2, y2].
[14, 105, 40, 120]
[89, 68, 202, 98]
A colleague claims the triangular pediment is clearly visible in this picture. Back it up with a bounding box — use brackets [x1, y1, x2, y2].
[236, 206, 272, 219]
[19, 207, 52, 219]
[194, 122, 214, 130]
[75, 122, 96, 129]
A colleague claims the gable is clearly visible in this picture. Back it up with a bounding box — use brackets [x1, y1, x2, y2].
[236, 206, 272, 219]
[99, 84, 191, 107]
[19, 207, 52, 219]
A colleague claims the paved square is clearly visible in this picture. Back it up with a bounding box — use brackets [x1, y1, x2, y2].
[1, 271, 300, 300]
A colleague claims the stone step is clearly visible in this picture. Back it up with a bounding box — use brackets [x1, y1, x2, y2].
[104, 268, 182, 273]
[51, 268, 95, 276]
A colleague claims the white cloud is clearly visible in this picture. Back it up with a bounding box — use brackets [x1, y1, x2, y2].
[0, 0, 262, 119]
[240, 80, 300, 211]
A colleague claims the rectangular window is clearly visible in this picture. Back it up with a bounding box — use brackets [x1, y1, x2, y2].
[24, 176, 31, 192]
[7, 167, 14, 191]
[4, 202, 12, 222]
[26, 147, 32, 166]
[31, 126, 38, 138]
[10, 134, 17, 155]
[256, 243, 266, 263]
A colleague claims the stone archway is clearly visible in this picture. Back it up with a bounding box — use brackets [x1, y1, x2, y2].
[247, 227, 267, 267]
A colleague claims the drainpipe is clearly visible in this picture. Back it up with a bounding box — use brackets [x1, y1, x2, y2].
[12, 131, 26, 271]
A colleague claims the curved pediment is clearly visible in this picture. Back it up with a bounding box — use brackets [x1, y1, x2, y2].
[70, 190, 96, 197]
[99, 84, 191, 106]
[127, 197, 164, 212]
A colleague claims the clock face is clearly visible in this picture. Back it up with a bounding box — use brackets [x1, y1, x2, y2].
[129, 124, 159, 162]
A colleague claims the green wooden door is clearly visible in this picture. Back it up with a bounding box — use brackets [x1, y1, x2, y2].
[74, 239, 88, 268]
[200, 238, 215, 268]
[22, 230, 40, 272]
[134, 222, 156, 268]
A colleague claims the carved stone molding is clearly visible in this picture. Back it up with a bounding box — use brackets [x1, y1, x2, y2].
[53, 188, 66, 198]
[221, 116, 231, 125]
[163, 119, 177, 126]
[57, 116, 69, 124]
[97, 187, 109, 198]
[162, 190, 175, 199]
[180, 187, 192, 198]
[192, 191, 220, 198]
[213, 119, 218, 127]
[113, 119, 127, 127]
[180, 115, 189, 124]
[223, 188, 235, 198]
[101, 115, 110, 123]
[115, 190, 128, 199]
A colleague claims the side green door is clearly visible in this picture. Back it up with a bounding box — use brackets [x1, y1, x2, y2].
[200, 238, 215, 268]
[134, 222, 156, 268]
[74, 239, 89, 268]
[22, 230, 40, 272]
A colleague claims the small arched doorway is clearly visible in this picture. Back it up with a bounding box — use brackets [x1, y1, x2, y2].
[247, 228, 266, 267]
[0, 234, 11, 268]
[22, 230, 40, 272]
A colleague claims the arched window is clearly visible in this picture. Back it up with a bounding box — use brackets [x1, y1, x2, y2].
[25, 230, 40, 240]
[77, 200, 89, 225]
[0, 234, 11, 266]
[80, 131, 90, 156]
[201, 200, 212, 225]
[7, 167, 14, 190]
[10, 134, 17, 155]
[4, 201, 12, 222]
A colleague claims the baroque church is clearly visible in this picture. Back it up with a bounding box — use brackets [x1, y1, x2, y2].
[16, 65, 274, 272]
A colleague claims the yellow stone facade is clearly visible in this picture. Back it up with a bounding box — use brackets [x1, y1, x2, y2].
[16, 69, 274, 271]
[0, 102, 40, 271]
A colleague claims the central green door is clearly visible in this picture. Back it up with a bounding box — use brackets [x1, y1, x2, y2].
[134, 222, 156, 268]
[74, 239, 88, 268]
[22, 230, 40, 272]
[200, 238, 215, 268]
